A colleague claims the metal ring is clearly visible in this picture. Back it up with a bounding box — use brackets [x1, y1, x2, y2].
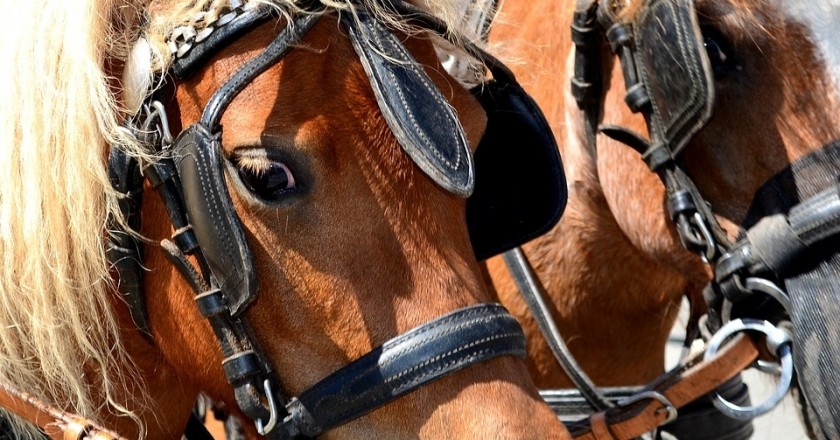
[255, 379, 279, 435]
[704, 319, 793, 420]
[616, 391, 678, 426]
[743, 277, 792, 316]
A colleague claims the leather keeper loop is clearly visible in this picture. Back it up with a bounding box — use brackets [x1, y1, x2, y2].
[606, 23, 632, 52]
[172, 225, 199, 254]
[571, 23, 598, 46]
[667, 190, 696, 220]
[142, 160, 176, 188]
[195, 288, 228, 317]
[223, 351, 261, 384]
[571, 78, 592, 103]
[624, 82, 650, 113]
[642, 144, 672, 171]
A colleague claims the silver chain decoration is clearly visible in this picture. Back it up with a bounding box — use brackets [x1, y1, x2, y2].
[167, 0, 259, 59]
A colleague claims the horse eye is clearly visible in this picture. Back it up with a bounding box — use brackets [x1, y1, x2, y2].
[235, 159, 296, 202]
[701, 25, 741, 78]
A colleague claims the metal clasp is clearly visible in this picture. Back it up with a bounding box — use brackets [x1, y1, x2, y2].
[255, 379, 280, 436]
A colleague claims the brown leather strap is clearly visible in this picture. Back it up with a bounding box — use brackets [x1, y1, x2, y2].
[0, 381, 127, 440]
[589, 411, 615, 439]
[572, 334, 760, 440]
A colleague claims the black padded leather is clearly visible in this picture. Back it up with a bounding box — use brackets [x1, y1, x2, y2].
[633, 0, 714, 156]
[343, 11, 475, 197]
[466, 75, 567, 260]
[279, 303, 526, 438]
[172, 124, 257, 316]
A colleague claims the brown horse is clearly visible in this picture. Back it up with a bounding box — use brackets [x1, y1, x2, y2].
[0, 0, 570, 438]
[486, 0, 840, 431]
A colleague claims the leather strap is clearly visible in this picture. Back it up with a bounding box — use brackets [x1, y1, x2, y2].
[502, 248, 612, 410]
[0, 381, 127, 440]
[570, 335, 760, 440]
[279, 303, 526, 438]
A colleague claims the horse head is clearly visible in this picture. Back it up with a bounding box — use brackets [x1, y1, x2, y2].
[489, 0, 840, 437]
[0, 0, 570, 438]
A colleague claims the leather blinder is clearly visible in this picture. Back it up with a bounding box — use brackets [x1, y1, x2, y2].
[632, 0, 714, 156]
[343, 12, 475, 197]
[466, 77, 567, 260]
[171, 124, 257, 316]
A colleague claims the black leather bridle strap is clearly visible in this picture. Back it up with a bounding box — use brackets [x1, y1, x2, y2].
[201, 13, 320, 128]
[278, 303, 526, 439]
[502, 248, 613, 411]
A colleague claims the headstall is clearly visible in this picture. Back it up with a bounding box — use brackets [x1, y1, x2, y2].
[107, 0, 565, 438]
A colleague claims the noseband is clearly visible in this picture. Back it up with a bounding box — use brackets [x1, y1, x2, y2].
[108, 1, 564, 438]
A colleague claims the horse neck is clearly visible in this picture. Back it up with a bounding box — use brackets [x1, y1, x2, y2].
[486, 0, 701, 388]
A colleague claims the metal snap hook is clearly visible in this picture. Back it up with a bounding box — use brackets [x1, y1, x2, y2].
[692, 212, 718, 262]
[150, 101, 174, 145]
[704, 319, 794, 420]
[255, 379, 280, 436]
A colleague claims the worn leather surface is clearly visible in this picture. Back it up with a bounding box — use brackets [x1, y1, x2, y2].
[568, 335, 759, 440]
[172, 124, 257, 316]
[633, 0, 714, 156]
[466, 77, 567, 260]
[343, 11, 475, 197]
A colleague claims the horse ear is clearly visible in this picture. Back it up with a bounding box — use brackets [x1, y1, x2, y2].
[343, 12, 475, 197]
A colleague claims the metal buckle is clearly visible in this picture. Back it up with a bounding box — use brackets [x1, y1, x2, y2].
[704, 319, 793, 420]
[616, 390, 678, 426]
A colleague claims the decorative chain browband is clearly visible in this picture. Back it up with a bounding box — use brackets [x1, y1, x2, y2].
[167, 0, 260, 58]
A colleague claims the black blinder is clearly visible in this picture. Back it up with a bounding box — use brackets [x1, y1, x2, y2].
[171, 124, 257, 316]
[632, 0, 714, 156]
[466, 73, 567, 261]
[343, 11, 475, 198]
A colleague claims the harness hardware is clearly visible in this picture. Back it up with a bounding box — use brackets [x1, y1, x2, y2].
[615, 391, 678, 426]
[704, 319, 793, 420]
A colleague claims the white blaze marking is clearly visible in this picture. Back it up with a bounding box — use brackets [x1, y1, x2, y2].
[776, 1, 840, 100]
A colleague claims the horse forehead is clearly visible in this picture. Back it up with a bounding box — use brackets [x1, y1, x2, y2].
[773, 1, 840, 100]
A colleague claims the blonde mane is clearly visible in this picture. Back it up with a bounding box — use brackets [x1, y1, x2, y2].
[0, 0, 492, 436]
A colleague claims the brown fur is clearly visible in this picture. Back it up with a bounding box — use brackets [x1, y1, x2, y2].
[486, 0, 840, 389]
[103, 15, 570, 439]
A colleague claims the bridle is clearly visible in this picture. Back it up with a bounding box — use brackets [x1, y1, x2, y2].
[106, 1, 566, 439]
[530, 0, 840, 438]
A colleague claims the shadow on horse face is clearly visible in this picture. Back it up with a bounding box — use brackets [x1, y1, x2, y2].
[136, 15, 566, 439]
